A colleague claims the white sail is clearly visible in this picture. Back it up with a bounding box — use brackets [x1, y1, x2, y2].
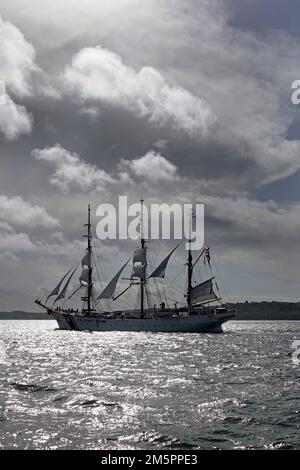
[148, 244, 180, 279]
[190, 278, 219, 305]
[133, 248, 146, 264]
[79, 268, 91, 286]
[81, 251, 90, 267]
[96, 259, 130, 301]
[46, 267, 73, 302]
[131, 264, 146, 281]
[54, 267, 77, 304]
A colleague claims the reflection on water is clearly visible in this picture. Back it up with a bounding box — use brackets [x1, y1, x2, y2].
[0, 320, 299, 449]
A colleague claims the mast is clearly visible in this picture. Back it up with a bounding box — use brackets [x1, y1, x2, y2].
[140, 199, 145, 318]
[187, 242, 193, 311]
[187, 210, 193, 311]
[84, 204, 92, 314]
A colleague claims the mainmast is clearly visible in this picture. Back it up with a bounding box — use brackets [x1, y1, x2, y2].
[140, 199, 145, 318]
[84, 204, 92, 314]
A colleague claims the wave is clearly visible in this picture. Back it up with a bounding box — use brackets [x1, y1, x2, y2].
[9, 382, 58, 393]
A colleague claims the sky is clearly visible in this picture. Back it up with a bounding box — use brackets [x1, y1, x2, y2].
[1, 0, 300, 310]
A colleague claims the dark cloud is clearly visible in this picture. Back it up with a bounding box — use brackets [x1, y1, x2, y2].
[1, 1, 300, 309]
[228, 0, 300, 37]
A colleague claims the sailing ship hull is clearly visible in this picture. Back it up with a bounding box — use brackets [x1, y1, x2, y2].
[52, 311, 235, 333]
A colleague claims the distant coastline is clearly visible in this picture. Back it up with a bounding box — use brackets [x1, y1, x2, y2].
[0, 302, 299, 320]
[228, 302, 300, 321]
[0, 311, 50, 320]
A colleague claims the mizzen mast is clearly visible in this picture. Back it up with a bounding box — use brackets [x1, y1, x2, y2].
[186, 210, 194, 311]
[187, 243, 193, 311]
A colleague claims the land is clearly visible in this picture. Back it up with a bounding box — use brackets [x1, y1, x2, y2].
[227, 302, 300, 321]
[0, 311, 50, 320]
[0, 302, 300, 320]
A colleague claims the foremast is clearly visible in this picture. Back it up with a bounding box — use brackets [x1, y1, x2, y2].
[140, 199, 145, 318]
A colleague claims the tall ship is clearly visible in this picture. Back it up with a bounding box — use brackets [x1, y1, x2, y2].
[35, 202, 235, 332]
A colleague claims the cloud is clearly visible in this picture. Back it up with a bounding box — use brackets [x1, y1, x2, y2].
[120, 151, 179, 182]
[63, 46, 214, 138]
[0, 15, 61, 141]
[0, 94, 32, 140]
[202, 194, 300, 247]
[35, 238, 86, 259]
[33, 144, 181, 192]
[3, 2, 300, 185]
[0, 222, 36, 253]
[0, 219, 85, 260]
[60, 30, 300, 188]
[0, 0, 150, 52]
[0, 15, 38, 98]
[32, 144, 114, 193]
[31, 139, 300, 264]
[0, 195, 60, 228]
[29, 140, 300, 263]
[0, 15, 38, 140]
[2, 1, 300, 306]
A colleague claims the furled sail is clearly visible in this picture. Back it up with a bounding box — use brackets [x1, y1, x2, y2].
[133, 248, 146, 264]
[46, 267, 73, 302]
[54, 267, 77, 304]
[131, 246, 147, 281]
[148, 244, 180, 279]
[131, 264, 146, 281]
[96, 259, 130, 301]
[79, 268, 91, 286]
[81, 251, 90, 267]
[190, 278, 219, 305]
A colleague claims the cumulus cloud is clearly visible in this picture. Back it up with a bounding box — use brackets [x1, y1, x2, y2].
[60, 34, 300, 188]
[0, 15, 38, 97]
[3, 2, 300, 184]
[32, 144, 114, 193]
[0, 219, 85, 260]
[33, 144, 181, 192]
[63, 46, 214, 138]
[120, 151, 179, 182]
[0, 15, 38, 140]
[0, 195, 60, 229]
[0, 222, 36, 253]
[0, 94, 32, 140]
[35, 238, 86, 259]
[0, 15, 61, 141]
